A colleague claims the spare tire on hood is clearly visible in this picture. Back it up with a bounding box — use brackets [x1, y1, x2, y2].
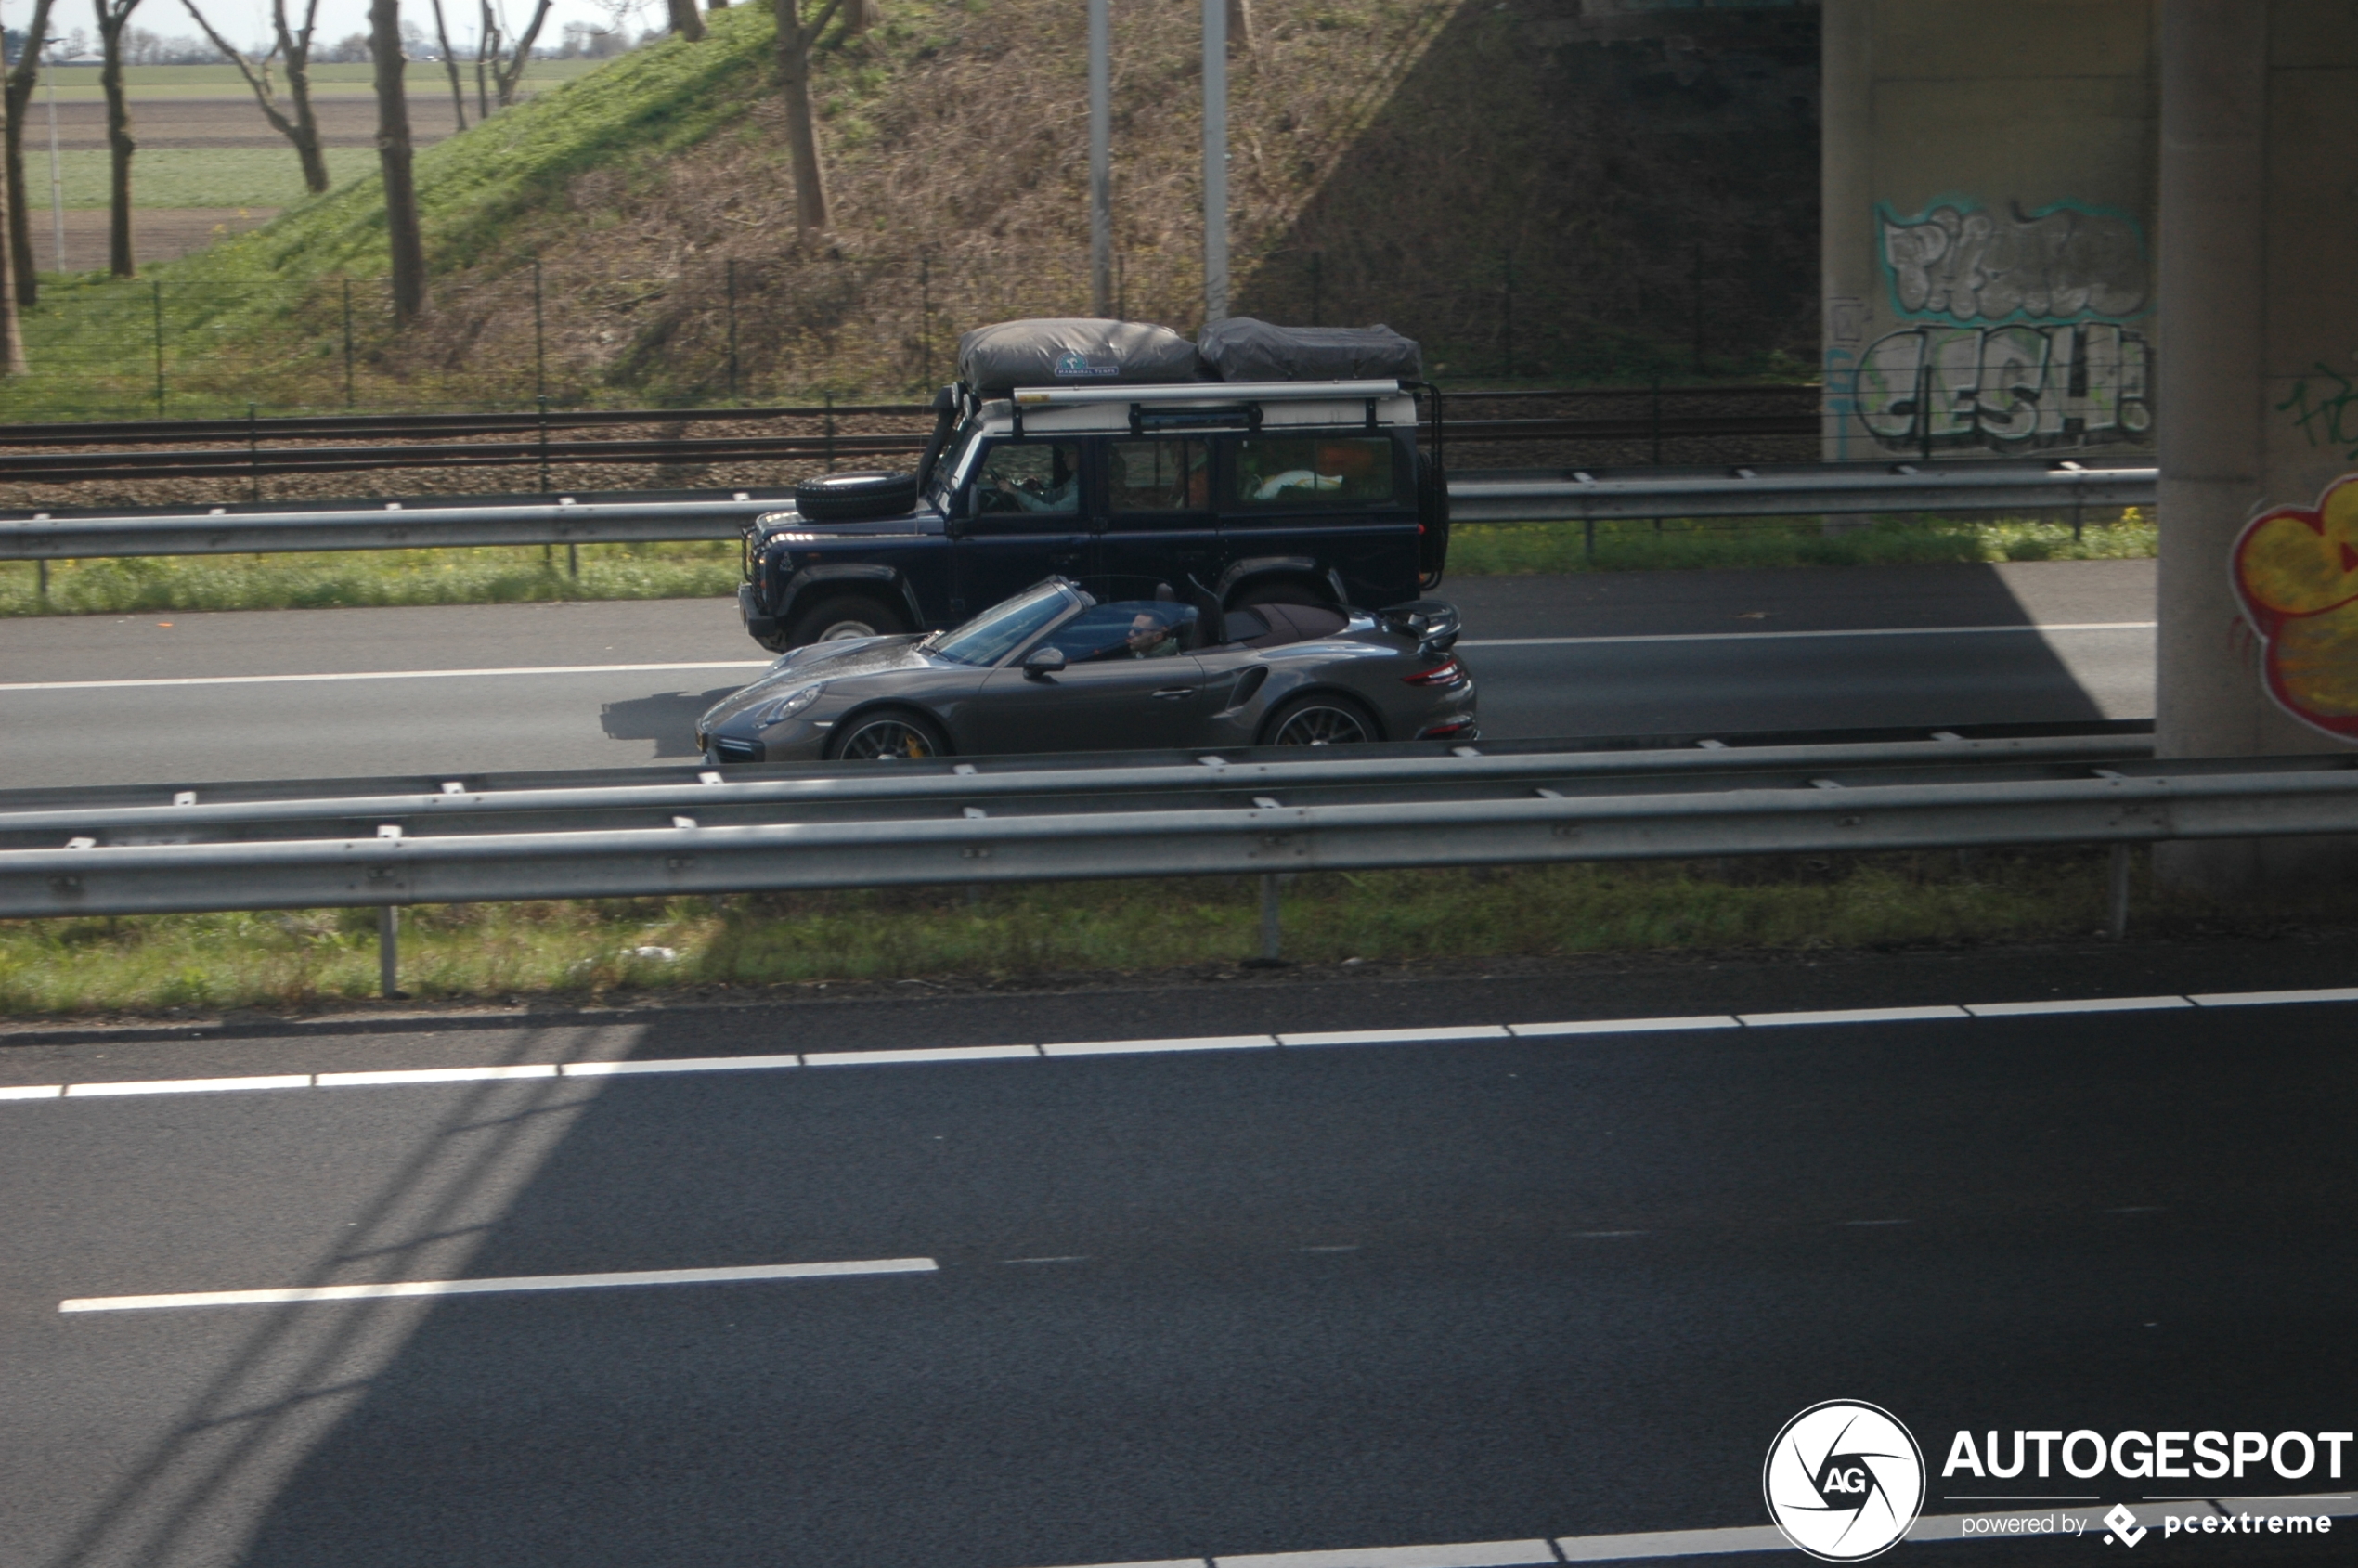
[797, 470, 918, 522]
[956, 318, 1208, 397]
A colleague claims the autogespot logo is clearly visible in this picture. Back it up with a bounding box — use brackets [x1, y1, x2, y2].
[1764, 1401, 1927, 1562]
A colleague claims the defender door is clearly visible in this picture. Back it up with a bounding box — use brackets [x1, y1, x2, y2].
[952, 438, 1093, 615]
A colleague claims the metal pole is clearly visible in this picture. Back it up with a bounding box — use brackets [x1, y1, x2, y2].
[2105, 842, 2132, 940]
[823, 390, 835, 469]
[342, 279, 356, 408]
[45, 51, 66, 273]
[248, 403, 261, 503]
[1309, 249, 1321, 327]
[1201, 0, 1227, 326]
[537, 395, 551, 493]
[152, 282, 166, 418]
[533, 258, 547, 405]
[378, 904, 401, 997]
[725, 259, 739, 404]
[1500, 251, 1514, 381]
[1258, 872, 1280, 962]
[919, 251, 932, 387]
[1088, 0, 1111, 317]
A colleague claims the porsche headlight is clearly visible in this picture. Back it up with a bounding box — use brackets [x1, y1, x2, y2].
[752, 683, 826, 727]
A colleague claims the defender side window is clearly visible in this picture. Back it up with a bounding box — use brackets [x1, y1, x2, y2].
[972, 442, 1082, 516]
[1227, 435, 1397, 509]
[1109, 439, 1211, 513]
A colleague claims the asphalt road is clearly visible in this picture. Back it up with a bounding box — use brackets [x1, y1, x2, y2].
[0, 562, 2155, 790]
[1, 941, 2350, 1568]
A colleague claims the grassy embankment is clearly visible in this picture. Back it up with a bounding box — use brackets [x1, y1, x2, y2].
[7, 849, 2344, 1017]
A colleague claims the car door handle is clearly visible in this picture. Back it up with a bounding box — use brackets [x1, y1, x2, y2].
[1152, 687, 1196, 700]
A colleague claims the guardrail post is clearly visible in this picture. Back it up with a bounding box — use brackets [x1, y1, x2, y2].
[151, 281, 166, 419]
[1259, 873, 1281, 963]
[2106, 843, 2132, 940]
[378, 905, 403, 998]
[342, 279, 356, 408]
[35, 560, 48, 605]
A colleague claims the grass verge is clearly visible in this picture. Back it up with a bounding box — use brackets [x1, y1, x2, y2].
[4, 849, 2345, 1018]
[0, 514, 2154, 619]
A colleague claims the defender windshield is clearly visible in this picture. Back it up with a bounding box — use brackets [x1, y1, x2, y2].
[926, 418, 984, 509]
[927, 581, 1080, 667]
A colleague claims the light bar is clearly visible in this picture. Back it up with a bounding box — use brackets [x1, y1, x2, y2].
[1012, 379, 1404, 407]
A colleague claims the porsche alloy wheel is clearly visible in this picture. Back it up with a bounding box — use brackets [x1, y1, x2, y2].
[1265, 696, 1376, 746]
[831, 711, 949, 761]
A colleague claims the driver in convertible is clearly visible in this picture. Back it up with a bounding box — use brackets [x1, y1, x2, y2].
[1124, 608, 1183, 657]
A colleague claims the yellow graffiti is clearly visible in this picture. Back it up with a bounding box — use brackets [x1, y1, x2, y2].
[2234, 475, 2358, 738]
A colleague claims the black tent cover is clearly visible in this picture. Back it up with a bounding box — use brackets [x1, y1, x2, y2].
[955, 317, 1423, 393]
[1197, 317, 1423, 382]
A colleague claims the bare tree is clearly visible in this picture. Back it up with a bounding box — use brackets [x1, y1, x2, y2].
[94, 0, 145, 278]
[427, 0, 466, 129]
[179, 0, 331, 193]
[0, 80, 24, 371]
[370, 0, 426, 323]
[480, 0, 553, 110]
[771, 0, 875, 236]
[666, 0, 703, 42]
[4, 0, 56, 306]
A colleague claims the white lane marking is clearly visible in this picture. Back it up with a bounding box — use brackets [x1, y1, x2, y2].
[1042, 1034, 1279, 1057]
[317, 1064, 559, 1086]
[1555, 1524, 1789, 1561]
[1461, 620, 2154, 650]
[64, 1074, 311, 1097]
[1738, 1004, 1971, 1027]
[1218, 1544, 1559, 1568]
[1508, 1016, 1739, 1038]
[0, 660, 771, 694]
[1034, 1496, 2358, 1568]
[11, 985, 2353, 1103]
[1277, 1025, 1511, 1047]
[2191, 985, 2358, 1007]
[1964, 995, 2191, 1017]
[803, 1043, 1042, 1067]
[562, 1053, 801, 1077]
[59, 1256, 939, 1314]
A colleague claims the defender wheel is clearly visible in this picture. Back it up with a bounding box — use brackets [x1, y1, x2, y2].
[1263, 693, 1379, 747]
[786, 592, 909, 647]
[828, 709, 951, 762]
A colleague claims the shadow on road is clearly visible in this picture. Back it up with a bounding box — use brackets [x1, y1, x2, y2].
[598, 687, 740, 759]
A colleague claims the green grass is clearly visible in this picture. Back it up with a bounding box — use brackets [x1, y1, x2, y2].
[0, 541, 739, 616]
[45, 148, 381, 209]
[1448, 512, 2158, 574]
[32, 59, 606, 97]
[3, 850, 2346, 1017]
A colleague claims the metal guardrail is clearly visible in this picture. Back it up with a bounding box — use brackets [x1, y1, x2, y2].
[0, 460, 2157, 561]
[1448, 460, 2157, 522]
[0, 726, 2160, 850]
[3, 737, 2349, 926]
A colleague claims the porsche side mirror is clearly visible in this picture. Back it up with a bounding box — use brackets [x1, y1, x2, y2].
[1022, 645, 1067, 679]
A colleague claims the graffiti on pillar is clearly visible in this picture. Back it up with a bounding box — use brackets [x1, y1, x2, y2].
[2274, 364, 2358, 461]
[2234, 473, 2358, 744]
[1851, 198, 2152, 454]
[1879, 200, 2148, 323]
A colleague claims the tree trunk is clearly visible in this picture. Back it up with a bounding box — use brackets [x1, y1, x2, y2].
[370, 0, 427, 324]
[4, 0, 55, 307]
[428, 0, 468, 129]
[0, 83, 24, 372]
[771, 0, 833, 235]
[490, 0, 552, 107]
[1226, 0, 1253, 52]
[97, 6, 139, 279]
[283, 49, 331, 191]
[667, 0, 705, 42]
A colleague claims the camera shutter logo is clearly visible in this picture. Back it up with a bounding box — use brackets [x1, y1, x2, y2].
[1762, 1401, 1926, 1562]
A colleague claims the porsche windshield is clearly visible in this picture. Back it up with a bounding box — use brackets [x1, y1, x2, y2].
[927, 582, 1079, 667]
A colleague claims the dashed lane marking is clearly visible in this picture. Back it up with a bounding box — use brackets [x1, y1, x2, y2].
[7, 985, 2352, 1104]
[59, 1257, 939, 1314]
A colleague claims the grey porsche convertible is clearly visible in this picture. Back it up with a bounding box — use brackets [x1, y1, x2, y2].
[695, 577, 1475, 763]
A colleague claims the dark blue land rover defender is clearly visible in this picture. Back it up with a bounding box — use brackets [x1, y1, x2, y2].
[736, 317, 1449, 651]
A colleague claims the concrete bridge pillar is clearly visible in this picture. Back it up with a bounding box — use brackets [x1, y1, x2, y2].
[2155, 1, 2358, 893]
